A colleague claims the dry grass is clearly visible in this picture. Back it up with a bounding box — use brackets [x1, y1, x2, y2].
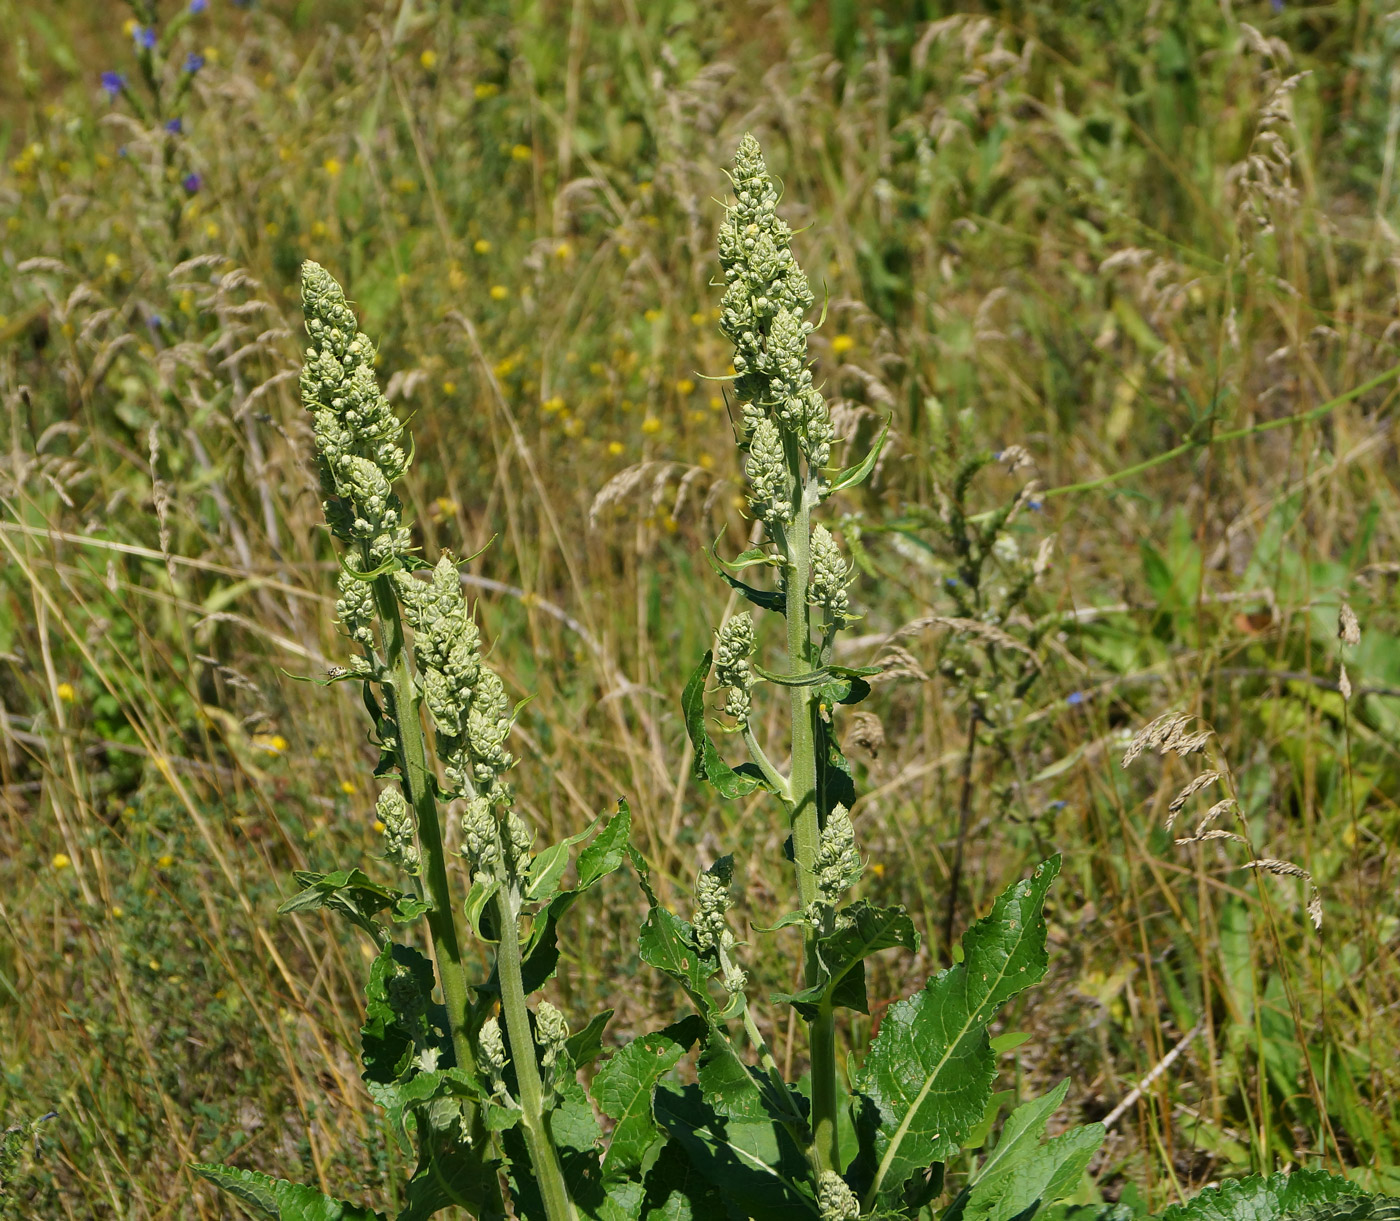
[3, 1, 1400, 1215]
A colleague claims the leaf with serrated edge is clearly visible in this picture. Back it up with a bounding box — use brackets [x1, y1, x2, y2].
[594, 1016, 705, 1173]
[193, 1164, 386, 1221]
[682, 652, 769, 799]
[856, 857, 1060, 1210]
[577, 802, 631, 889]
[1158, 1170, 1364, 1221]
[957, 1123, 1103, 1221]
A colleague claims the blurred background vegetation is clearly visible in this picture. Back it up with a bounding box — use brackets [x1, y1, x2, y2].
[3, 0, 1400, 1215]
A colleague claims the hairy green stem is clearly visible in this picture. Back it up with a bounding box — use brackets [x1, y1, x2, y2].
[491, 886, 578, 1221]
[782, 463, 838, 1172]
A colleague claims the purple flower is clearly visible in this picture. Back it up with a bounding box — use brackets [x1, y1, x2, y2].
[101, 70, 126, 97]
[1047, 800, 1067, 811]
[133, 25, 157, 50]
[189, 0, 208, 11]
[1066, 690, 1084, 706]
[165, 117, 183, 134]
[1027, 499, 1044, 512]
[184, 52, 206, 74]
[182, 172, 202, 193]
[147, 314, 164, 329]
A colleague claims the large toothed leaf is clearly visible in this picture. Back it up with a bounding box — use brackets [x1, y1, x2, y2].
[943, 1078, 1104, 1221]
[682, 651, 772, 799]
[1158, 1171, 1366, 1221]
[640, 1138, 727, 1220]
[653, 1085, 818, 1221]
[854, 857, 1060, 1210]
[192, 1164, 385, 1221]
[279, 869, 427, 936]
[594, 1016, 706, 1174]
[394, 1094, 502, 1221]
[638, 905, 715, 1005]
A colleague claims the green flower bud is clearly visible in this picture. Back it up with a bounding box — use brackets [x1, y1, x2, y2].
[504, 808, 533, 875]
[535, 1000, 569, 1073]
[479, 1016, 508, 1093]
[715, 614, 756, 722]
[745, 418, 792, 524]
[814, 803, 860, 908]
[461, 796, 501, 874]
[377, 786, 420, 876]
[300, 262, 411, 561]
[817, 1170, 860, 1221]
[809, 524, 851, 625]
[693, 856, 735, 956]
[718, 135, 831, 468]
[336, 571, 376, 648]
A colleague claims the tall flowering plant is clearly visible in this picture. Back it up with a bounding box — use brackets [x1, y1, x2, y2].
[196, 148, 1104, 1221]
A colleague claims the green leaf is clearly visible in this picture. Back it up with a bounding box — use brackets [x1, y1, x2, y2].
[567, 1009, 615, 1072]
[827, 417, 890, 493]
[1159, 1171, 1365, 1221]
[577, 802, 632, 889]
[192, 1164, 385, 1221]
[653, 1085, 818, 1220]
[463, 876, 500, 942]
[989, 1031, 1032, 1054]
[854, 857, 1061, 1210]
[952, 1124, 1103, 1221]
[395, 1096, 502, 1221]
[361, 943, 446, 1086]
[682, 652, 770, 800]
[713, 544, 781, 573]
[638, 906, 713, 1004]
[1295, 1198, 1400, 1221]
[527, 816, 601, 903]
[279, 869, 424, 937]
[594, 1016, 706, 1174]
[772, 902, 917, 1020]
[706, 549, 787, 613]
[640, 1138, 728, 1220]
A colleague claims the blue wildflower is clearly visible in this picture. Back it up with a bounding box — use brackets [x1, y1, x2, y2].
[183, 172, 202, 193]
[1066, 691, 1084, 706]
[165, 117, 183, 134]
[1027, 499, 1044, 512]
[189, 0, 208, 11]
[101, 71, 126, 98]
[133, 25, 157, 50]
[1047, 800, 1067, 811]
[184, 53, 206, 74]
[147, 314, 163, 329]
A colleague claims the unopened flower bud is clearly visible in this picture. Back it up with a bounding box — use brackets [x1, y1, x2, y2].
[377, 786, 420, 875]
[809, 524, 851, 625]
[817, 1170, 860, 1221]
[693, 856, 734, 955]
[745, 419, 792, 524]
[715, 614, 756, 722]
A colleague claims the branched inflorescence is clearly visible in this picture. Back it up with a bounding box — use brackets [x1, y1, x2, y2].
[300, 263, 412, 570]
[392, 554, 532, 882]
[719, 134, 834, 472]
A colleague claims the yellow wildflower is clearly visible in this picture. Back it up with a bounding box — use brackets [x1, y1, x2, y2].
[554, 241, 572, 259]
[641, 417, 661, 435]
[55, 682, 76, 703]
[373, 819, 386, 833]
[831, 333, 855, 356]
[489, 285, 508, 300]
[420, 49, 438, 70]
[608, 441, 624, 456]
[264, 221, 280, 237]
[473, 238, 492, 254]
[204, 221, 220, 239]
[676, 377, 696, 395]
[339, 780, 356, 795]
[52, 853, 72, 870]
[643, 308, 662, 323]
[323, 157, 342, 177]
[442, 381, 457, 395]
[543, 395, 565, 414]
[251, 733, 289, 756]
[157, 854, 174, 868]
[510, 144, 532, 162]
[473, 82, 500, 100]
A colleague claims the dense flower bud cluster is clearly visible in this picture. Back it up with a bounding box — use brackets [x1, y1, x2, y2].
[376, 786, 420, 876]
[817, 1170, 860, 1221]
[809, 524, 851, 626]
[717, 135, 833, 468]
[714, 614, 757, 722]
[813, 803, 860, 908]
[535, 1001, 569, 1075]
[744, 418, 792, 525]
[479, 1016, 509, 1097]
[392, 553, 527, 880]
[335, 570, 376, 649]
[300, 262, 411, 566]
[693, 857, 735, 956]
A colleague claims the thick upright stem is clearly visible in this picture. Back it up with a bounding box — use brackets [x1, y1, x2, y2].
[492, 887, 578, 1221]
[782, 467, 838, 1172]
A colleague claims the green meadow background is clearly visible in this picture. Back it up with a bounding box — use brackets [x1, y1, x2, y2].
[3, 0, 1400, 1215]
